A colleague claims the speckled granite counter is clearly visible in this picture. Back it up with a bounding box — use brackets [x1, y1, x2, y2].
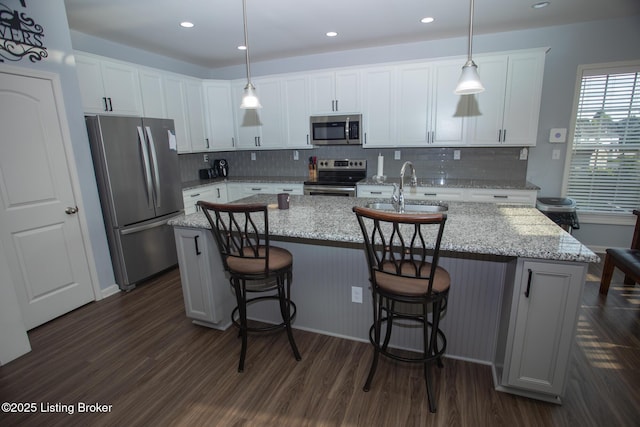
[169, 194, 597, 263]
[358, 177, 540, 190]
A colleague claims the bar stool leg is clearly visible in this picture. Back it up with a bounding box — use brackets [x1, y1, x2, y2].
[423, 302, 437, 413]
[364, 293, 383, 392]
[234, 278, 248, 373]
[279, 272, 301, 361]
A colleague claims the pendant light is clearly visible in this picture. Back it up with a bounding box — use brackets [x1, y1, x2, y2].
[240, 0, 261, 109]
[454, 0, 485, 95]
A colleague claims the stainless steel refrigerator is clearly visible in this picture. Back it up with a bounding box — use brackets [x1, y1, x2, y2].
[86, 115, 184, 291]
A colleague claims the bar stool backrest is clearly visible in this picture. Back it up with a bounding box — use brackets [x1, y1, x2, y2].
[197, 201, 270, 278]
[352, 206, 447, 299]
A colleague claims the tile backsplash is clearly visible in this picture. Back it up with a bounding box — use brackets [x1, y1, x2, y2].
[179, 146, 528, 183]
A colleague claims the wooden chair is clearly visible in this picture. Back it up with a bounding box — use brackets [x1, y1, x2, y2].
[352, 206, 450, 413]
[599, 210, 640, 295]
[198, 201, 301, 372]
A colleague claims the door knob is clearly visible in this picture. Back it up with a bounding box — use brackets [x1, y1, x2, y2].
[65, 206, 78, 215]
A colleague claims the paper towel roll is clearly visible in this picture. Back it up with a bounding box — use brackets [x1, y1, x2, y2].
[377, 154, 384, 177]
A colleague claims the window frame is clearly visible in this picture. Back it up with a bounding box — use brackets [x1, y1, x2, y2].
[561, 60, 640, 226]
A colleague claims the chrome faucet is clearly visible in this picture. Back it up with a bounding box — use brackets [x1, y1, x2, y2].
[391, 161, 418, 213]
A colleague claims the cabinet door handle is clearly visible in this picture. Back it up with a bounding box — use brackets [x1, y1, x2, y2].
[206, 138, 210, 149]
[190, 193, 201, 198]
[103, 97, 108, 111]
[502, 129, 507, 142]
[525, 269, 533, 298]
[307, 134, 310, 145]
[216, 188, 220, 198]
[497, 129, 502, 142]
[282, 188, 293, 192]
[331, 100, 335, 111]
[251, 188, 262, 191]
[107, 97, 113, 111]
[232, 137, 235, 147]
[194, 235, 201, 255]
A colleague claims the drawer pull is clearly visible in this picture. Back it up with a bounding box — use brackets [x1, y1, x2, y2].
[423, 193, 437, 197]
[493, 195, 509, 199]
[194, 235, 201, 255]
[370, 191, 382, 195]
[190, 193, 201, 198]
[525, 269, 533, 298]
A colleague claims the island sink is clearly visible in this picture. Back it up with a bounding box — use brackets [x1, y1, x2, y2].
[366, 202, 448, 213]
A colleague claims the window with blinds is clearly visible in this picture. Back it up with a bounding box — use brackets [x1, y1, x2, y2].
[565, 65, 640, 214]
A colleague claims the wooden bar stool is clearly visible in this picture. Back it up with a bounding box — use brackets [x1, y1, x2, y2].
[198, 201, 301, 372]
[352, 206, 449, 413]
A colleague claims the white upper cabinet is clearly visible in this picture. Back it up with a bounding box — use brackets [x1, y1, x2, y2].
[467, 50, 546, 146]
[282, 75, 312, 148]
[139, 68, 167, 119]
[203, 80, 236, 151]
[308, 69, 360, 114]
[361, 66, 396, 147]
[430, 60, 467, 145]
[232, 78, 285, 150]
[75, 52, 143, 115]
[163, 75, 191, 152]
[185, 79, 208, 152]
[362, 60, 465, 148]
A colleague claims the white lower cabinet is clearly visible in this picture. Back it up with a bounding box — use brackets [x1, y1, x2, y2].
[182, 183, 228, 215]
[357, 185, 394, 198]
[405, 187, 465, 201]
[227, 182, 303, 201]
[466, 189, 537, 206]
[174, 227, 234, 329]
[495, 259, 587, 402]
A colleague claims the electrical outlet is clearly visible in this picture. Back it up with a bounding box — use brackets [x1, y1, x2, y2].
[351, 286, 363, 304]
[203, 154, 209, 162]
[519, 148, 528, 160]
[251, 152, 256, 161]
[453, 150, 461, 160]
[293, 150, 299, 160]
[394, 150, 401, 160]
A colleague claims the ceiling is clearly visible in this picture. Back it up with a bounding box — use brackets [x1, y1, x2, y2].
[64, 0, 640, 69]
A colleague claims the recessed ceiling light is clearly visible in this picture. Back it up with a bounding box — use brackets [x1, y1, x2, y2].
[420, 17, 435, 24]
[179, 21, 194, 28]
[531, 1, 550, 9]
[326, 31, 338, 37]
[237, 45, 247, 50]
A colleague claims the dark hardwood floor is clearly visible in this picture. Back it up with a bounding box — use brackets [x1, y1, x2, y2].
[1, 258, 639, 426]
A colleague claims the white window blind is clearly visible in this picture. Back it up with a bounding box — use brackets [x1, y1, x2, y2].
[566, 66, 640, 214]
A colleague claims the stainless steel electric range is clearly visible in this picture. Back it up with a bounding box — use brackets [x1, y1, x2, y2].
[303, 159, 367, 197]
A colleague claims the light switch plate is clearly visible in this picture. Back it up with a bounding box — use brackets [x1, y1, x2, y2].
[549, 128, 567, 143]
[351, 286, 363, 304]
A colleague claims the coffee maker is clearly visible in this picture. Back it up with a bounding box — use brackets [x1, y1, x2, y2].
[213, 159, 229, 177]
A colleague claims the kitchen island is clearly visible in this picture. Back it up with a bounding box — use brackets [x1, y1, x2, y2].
[169, 195, 598, 404]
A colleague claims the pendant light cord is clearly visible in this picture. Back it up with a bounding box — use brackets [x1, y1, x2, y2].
[242, 0, 252, 85]
[467, 0, 475, 64]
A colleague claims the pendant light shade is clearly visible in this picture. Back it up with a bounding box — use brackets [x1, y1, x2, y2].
[455, 0, 484, 95]
[240, 0, 261, 109]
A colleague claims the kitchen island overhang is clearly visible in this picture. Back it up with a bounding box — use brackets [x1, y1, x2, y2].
[169, 195, 598, 404]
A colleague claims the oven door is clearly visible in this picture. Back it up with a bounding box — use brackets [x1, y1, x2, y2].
[303, 185, 356, 197]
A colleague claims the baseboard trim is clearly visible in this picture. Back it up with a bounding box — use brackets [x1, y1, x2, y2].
[101, 284, 120, 299]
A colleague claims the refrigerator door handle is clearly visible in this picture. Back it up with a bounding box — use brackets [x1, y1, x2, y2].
[120, 211, 183, 235]
[136, 126, 154, 209]
[144, 126, 161, 208]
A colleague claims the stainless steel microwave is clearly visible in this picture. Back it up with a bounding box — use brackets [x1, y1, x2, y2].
[310, 114, 362, 145]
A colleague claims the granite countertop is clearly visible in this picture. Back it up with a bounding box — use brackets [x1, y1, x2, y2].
[358, 177, 541, 190]
[182, 176, 308, 190]
[169, 194, 599, 263]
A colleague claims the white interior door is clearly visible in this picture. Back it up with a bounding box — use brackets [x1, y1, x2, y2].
[0, 70, 95, 330]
